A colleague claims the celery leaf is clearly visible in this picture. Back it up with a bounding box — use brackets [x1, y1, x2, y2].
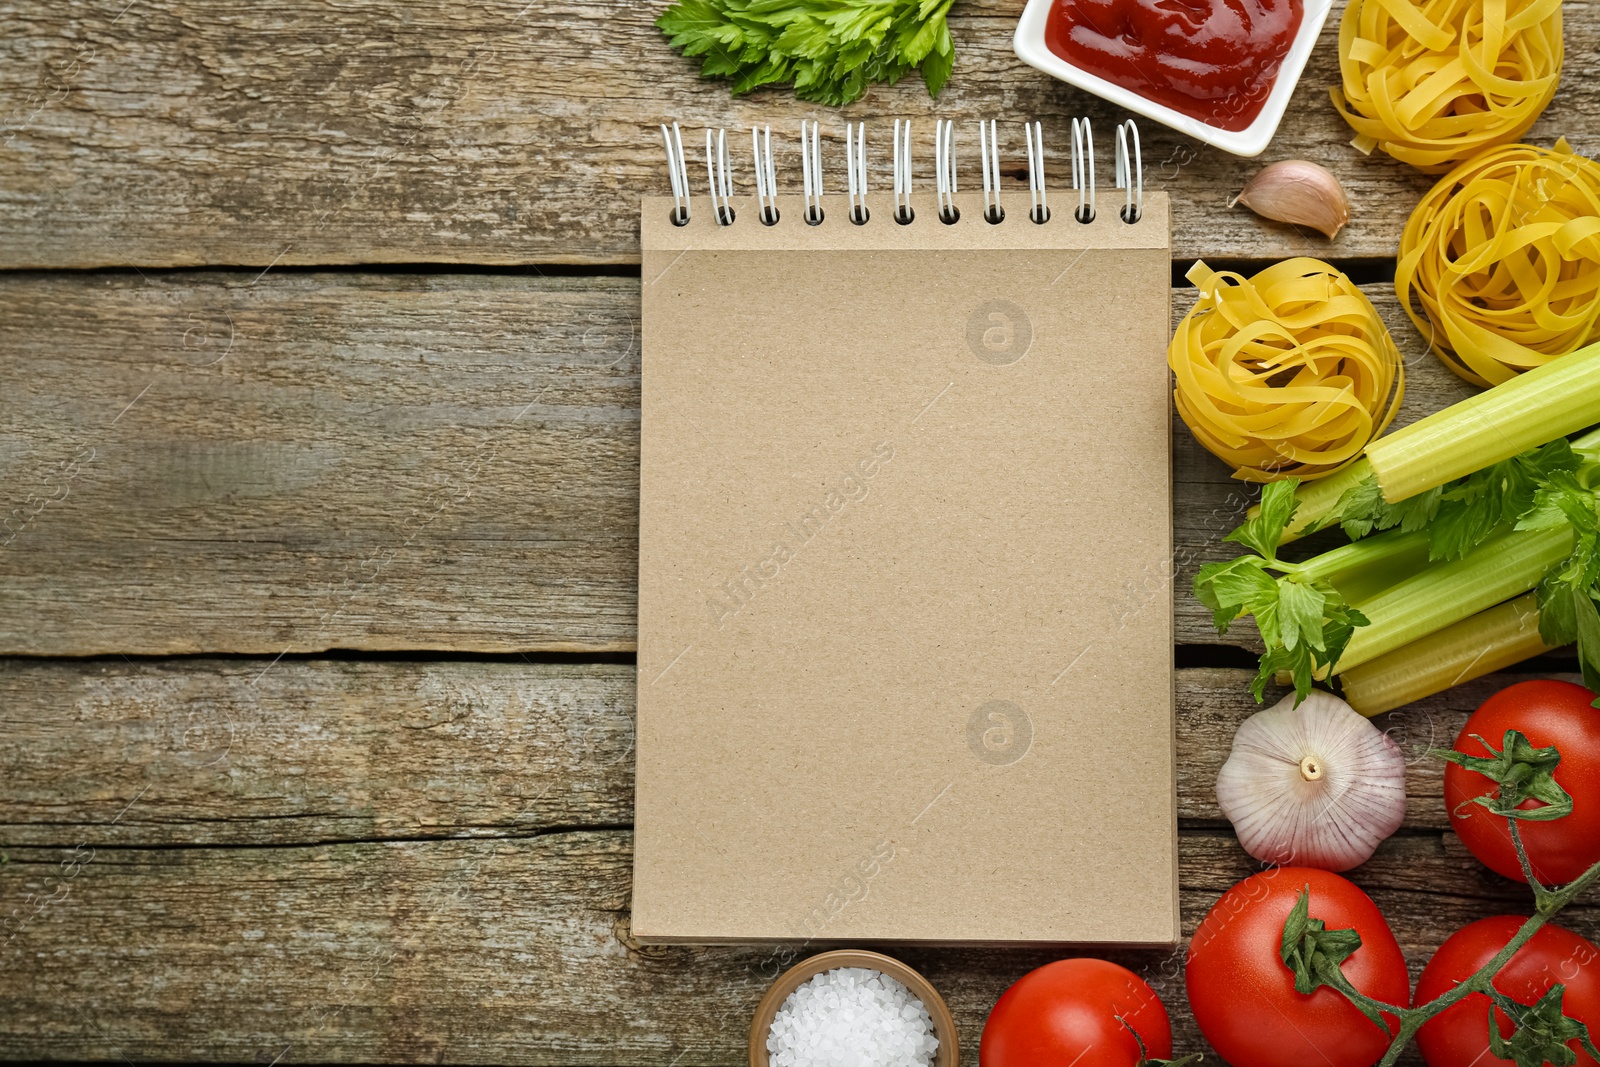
[1202, 479, 1372, 702]
[1331, 440, 1581, 560]
[1226, 478, 1300, 560]
[656, 0, 957, 105]
[1532, 471, 1600, 698]
[1331, 476, 1439, 540]
[1278, 580, 1328, 651]
[1194, 557, 1276, 632]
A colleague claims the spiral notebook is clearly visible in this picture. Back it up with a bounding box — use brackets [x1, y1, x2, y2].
[633, 120, 1177, 945]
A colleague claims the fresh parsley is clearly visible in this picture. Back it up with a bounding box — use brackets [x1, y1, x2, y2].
[656, 0, 957, 106]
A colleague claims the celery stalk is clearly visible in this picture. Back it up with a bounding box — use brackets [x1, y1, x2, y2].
[1339, 594, 1553, 717]
[1263, 355, 1600, 544]
[1289, 528, 1428, 585]
[1335, 525, 1574, 672]
[1276, 459, 1373, 545]
[1366, 341, 1600, 503]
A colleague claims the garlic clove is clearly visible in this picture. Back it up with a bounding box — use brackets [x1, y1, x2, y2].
[1230, 160, 1352, 239]
[1215, 690, 1406, 872]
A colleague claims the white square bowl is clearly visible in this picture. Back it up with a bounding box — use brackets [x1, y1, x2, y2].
[1013, 0, 1335, 158]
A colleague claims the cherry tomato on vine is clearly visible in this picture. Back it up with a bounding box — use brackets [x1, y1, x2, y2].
[980, 958, 1172, 1067]
[1415, 916, 1600, 1067]
[1185, 867, 1408, 1067]
[1445, 680, 1600, 885]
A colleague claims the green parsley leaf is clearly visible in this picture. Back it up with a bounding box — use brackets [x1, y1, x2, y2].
[656, 0, 957, 105]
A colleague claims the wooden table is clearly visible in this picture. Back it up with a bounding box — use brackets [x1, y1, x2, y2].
[3, 2, 1598, 1063]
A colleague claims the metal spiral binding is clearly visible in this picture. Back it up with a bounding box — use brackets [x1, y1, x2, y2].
[978, 119, 1003, 224]
[846, 122, 869, 225]
[706, 127, 734, 226]
[1025, 121, 1048, 224]
[660, 122, 690, 225]
[751, 125, 778, 225]
[800, 119, 823, 225]
[1115, 120, 1142, 224]
[658, 118, 1141, 228]
[892, 119, 914, 224]
[1071, 118, 1095, 223]
[934, 119, 958, 224]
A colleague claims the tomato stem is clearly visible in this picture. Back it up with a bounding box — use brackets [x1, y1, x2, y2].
[1332, 752, 1600, 1067]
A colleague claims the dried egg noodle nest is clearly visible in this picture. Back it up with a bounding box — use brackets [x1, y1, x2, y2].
[1171, 259, 1405, 483]
[1332, 0, 1563, 173]
[1397, 140, 1600, 387]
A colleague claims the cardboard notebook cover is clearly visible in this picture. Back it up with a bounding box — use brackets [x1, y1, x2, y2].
[634, 190, 1176, 945]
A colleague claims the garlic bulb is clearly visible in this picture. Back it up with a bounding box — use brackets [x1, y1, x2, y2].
[1230, 160, 1352, 239]
[1216, 691, 1406, 872]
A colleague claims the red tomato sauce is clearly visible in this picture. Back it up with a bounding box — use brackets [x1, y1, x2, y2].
[1044, 0, 1303, 132]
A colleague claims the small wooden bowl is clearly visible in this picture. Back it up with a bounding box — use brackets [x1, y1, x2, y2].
[748, 949, 960, 1067]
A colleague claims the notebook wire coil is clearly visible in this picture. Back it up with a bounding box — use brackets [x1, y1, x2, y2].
[978, 118, 1004, 224]
[1115, 120, 1142, 224]
[1025, 120, 1048, 224]
[1071, 117, 1095, 223]
[660, 121, 690, 226]
[799, 119, 824, 225]
[658, 118, 1144, 230]
[892, 118, 914, 224]
[934, 119, 958, 224]
[706, 127, 734, 226]
[846, 121, 869, 225]
[752, 125, 778, 226]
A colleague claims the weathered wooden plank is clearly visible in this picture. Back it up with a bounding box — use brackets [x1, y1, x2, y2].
[2, 0, 1596, 268]
[0, 271, 1481, 656]
[0, 271, 642, 655]
[0, 658, 637, 847]
[0, 830, 1587, 1064]
[0, 658, 1561, 846]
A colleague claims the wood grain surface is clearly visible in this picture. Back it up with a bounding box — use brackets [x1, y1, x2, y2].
[0, 659, 1552, 847]
[7, 1, 1600, 1063]
[0, 657, 1586, 1065]
[0, 271, 1475, 657]
[0, 0, 1595, 268]
[7, 831, 1562, 1065]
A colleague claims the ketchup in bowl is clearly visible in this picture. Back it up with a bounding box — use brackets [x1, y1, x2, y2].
[1045, 0, 1303, 132]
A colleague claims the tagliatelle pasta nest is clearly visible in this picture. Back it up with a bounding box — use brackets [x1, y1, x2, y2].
[1397, 140, 1600, 387]
[1170, 259, 1405, 484]
[1331, 0, 1563, 173]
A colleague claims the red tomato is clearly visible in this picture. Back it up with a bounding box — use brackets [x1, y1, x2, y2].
[980, 958, 1172, 1067]
[1186, 867, 1408, 1067]
[1445, 680, 1600, 885]
[1416, 916, 1600, 1067]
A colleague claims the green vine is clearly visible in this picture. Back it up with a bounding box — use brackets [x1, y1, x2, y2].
[1278, 730, 1600, 1067]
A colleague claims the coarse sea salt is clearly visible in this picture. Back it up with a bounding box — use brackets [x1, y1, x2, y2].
[766, 966, 939, 1067]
